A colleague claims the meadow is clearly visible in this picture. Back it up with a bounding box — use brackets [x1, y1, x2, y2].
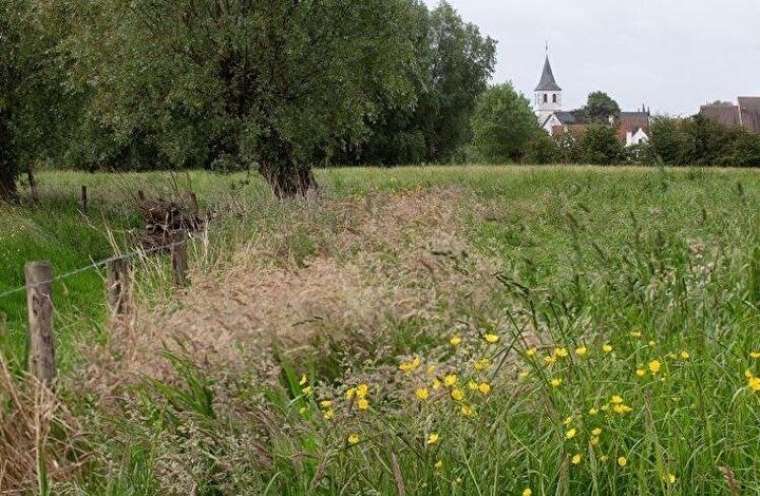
[1, 166, 759, 495]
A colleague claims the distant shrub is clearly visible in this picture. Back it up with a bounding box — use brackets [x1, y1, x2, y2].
[580, 125, 625, 165]
[523, 132, 558, 165]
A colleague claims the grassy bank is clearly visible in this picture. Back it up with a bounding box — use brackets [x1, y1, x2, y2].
[1, 166, 759, 494]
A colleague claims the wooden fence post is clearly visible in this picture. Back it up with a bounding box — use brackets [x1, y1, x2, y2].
[171, 230, 189, 287]
[25, 262, 56, 386]
[107, 258, 131, 317]
[80, 185, 88, 213]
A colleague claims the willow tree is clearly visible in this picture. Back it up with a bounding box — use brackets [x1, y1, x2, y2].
[63, 0, 418, 197]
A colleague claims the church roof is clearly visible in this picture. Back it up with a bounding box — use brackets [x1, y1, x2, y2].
[738, 97, 760, 133]
[535, 56, 561, 92]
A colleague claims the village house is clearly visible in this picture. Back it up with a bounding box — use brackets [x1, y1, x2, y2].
[700, 98, 760, 133]
[534, 53, 650, 146]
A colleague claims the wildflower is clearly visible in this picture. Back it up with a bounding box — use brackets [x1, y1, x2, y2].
[591, 428, 602, 436]
[590, 436, 600, 446]
[599, 455, 609, 462]
[522, 489, 533, 496]
[749, 376, 760, 392]
[357, 398, 370, 411]
[348, 433, 360, 445]
[600, 404, 610, 412]
[400, 356, 421, 373]
[346, 387, 357, 400]
[680, 351, 690, 360]
[565, 428, 577, 440]
[302, 386, 313, 397]
[434, 460, 443, 470]
[323, 409, 334, 420]
[356, 384, 369, 398]
[427, 433, 440, 445]
[648, 340, 656, 347]
[467, 380, 478, 391]
[636, 368, 646, 377]
[432, 379, 442, 390]
[617, 456, 627, 467]
[450, 335, 462, 346]
[648, 360, 662, 374]
[588, 407, 599, 416]
[563, 416, 573, 426]
[555, 347, 569, 358]
[474, 358, 491, 371]
[451, 388, 465, 401]
[751, 351, 760, 359]
[461, 405, 475, 417]
[665, 473, 677, 484]
[478, 382, 492, 395]
[610, 395, 624, 405]
[416, 388, 430, 401]
[603, 344, 613, 353]
[630, 331, 642, 338]
[444, 374, 458, 387]
[550, 378, 562, 388]
[613, 404, 633, 414]
[544, 355, 557, 366]
[299, 374, 308, 386]
[526, 348, 537, 357]
[518, 370, 530, 380]
[571, 453, 582, 465]
[575, 346, 588, 357]
[484, 333, 500, 344]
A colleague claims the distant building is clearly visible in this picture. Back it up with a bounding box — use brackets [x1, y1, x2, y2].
[700, 98, 760, 133]
[534, 50, 650, 146]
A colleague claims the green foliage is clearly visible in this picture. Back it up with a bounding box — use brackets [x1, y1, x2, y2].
[471, 84, 538, 163]
[524, 131, 558, 165]
[583, 91, 621, 123]
[580, 125, 625, 164]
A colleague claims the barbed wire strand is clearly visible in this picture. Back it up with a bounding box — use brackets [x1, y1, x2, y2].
[0, 239, 188, 301]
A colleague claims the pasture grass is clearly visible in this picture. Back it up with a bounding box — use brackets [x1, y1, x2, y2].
[1, 165, 759, 495]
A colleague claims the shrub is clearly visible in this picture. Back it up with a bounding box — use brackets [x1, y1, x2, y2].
[580, 125, 625, 165]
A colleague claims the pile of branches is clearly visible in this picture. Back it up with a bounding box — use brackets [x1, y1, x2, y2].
[136, 195, 207, 251]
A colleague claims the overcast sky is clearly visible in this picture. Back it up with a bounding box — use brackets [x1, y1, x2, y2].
[422, 0, 760, 116]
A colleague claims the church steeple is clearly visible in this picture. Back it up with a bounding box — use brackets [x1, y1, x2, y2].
[534, 46, 562, 124]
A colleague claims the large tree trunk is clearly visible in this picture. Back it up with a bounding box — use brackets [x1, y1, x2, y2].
[258, 129, 318, 198]
[0, 165, 18, 203]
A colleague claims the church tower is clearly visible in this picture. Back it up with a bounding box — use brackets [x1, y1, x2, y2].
[535, 50, 562, 125]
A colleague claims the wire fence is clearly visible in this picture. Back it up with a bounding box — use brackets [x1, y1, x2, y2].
[0, 238, 188, 301]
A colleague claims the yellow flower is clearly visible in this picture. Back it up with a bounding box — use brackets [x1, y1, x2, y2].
[474, 358, 491, 371]
[648, 340, 656, 347]
[602, 344, 613, 353]
[555, 347, 569, 358]
[617, 456, 627, 467]
[302, 386, 313, 397]
[444, 374, 458, 387]
[751, 351, 760, 359]
[749, 376, 760, 392]
[415, 388, 430, 400]
[478, 382, 492, 395]
[599, 455, 609, 462]
[591, 427, 602, 436]
[575, 346, 588, 357]
[400, 356, 421, 373]
[451, 388, 465, 401]
[323, 408, 334, 420]
[356, 383, 369, 398]
[571, 453, 582, 465]
[590, 436, 600, 446]
[630, 331, 642, 338]
[319, 400, 333, 409]
[610, 395, 624, 405]
[461, 404, 475, 417]
[565, 428, 577, 440]
[434, 460, 443, 470]
[550, 378, 562, 388]
[665, 473, 677, 484]
[348, 433, 360, 445]
[357, 398, 370, 411]
[680, 350, 690, 360]
[427, 432, 440, 445]
[588, 407, 599, 416]
[522, 489, 533, 496]
[613, 404, 633, 414]
[526, 348, 537, 357]
[636, 368, 646, 377]
[484, 333, 500, 344]
[467, 380, 479, 391]
[563, 416, 573, 426]
[299, 374, 308, 386]
[518, 370, 530, 380]
[432, 378, 442, 390]
[346, 387, 356, 400]
[450, 335, 462, 346]
[544, 355, 557, 366]
[648, 360, 662, 374]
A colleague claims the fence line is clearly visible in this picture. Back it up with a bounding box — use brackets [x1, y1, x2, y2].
[0, 238, 189, 301]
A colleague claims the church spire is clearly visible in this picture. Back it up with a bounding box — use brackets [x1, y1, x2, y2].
[535, 53, 561, 92]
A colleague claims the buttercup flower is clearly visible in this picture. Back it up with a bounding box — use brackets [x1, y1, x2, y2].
[522, 489, 532, 496]
[617, 456, 627, 467]
[450, 335, 462, 346]
[484, 333, 500, 344]
[555, 347, 569, 358]
[348, 433, 360, 445]
[550, 378, 562, 387]
[323, 409, 334, 420]
[610, 395, 624, 405]
[427, 432, 440, 445]
[636, 368, 646, 377]
[648, 360, 662, 374]
[478, 382, 492, 395]
[565, 428, 577, 440]
[603, 344, 613, 353]
[588, 407, 599, 416]
[319, 400, 333, 409]
[751, 351, 760, 359]
[474, 358, 491, 371]
[356, 384, 369, 398]
[526, 348, 537, 357]
[563, 416, 573, 426]
[571, 453, 582, 465]
[680, 351, 690, 360]
[299, 374, 308, 386]
[461, 405, 475, 417]
[400, 356, 421, 373]
[357, 398, 370, 410]
[444, 374, 458, 387]
[451, 388, 465, 401]
[591, 428, 602, 436]
[575, 346, 588, 357]
[416, 388, 430, 400]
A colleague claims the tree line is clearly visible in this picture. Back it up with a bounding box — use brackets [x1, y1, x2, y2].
[0, 0, 496, 200]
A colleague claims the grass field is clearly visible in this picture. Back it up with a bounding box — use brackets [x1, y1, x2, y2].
[1, 166, 759, 495]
